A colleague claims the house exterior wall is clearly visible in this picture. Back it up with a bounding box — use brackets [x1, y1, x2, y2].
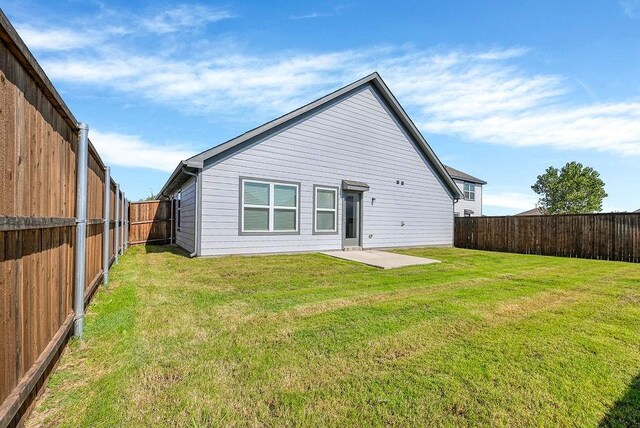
[198, 84, 455, 256]
[175, 177, 196, 253]
[453, 179, 482, 216]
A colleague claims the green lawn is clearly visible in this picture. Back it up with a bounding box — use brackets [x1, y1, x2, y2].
[29, 246, 640, 427]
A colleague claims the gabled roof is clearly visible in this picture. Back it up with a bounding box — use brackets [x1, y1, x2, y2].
[444, 165, 487, 185]
[516, 207, 545, 216]
[159, 72, 463, 199]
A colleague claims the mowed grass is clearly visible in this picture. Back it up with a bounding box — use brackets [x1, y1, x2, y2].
[28, 246, 640, 427]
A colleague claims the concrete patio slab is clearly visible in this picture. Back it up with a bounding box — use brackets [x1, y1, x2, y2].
[321, 250, 441, 269]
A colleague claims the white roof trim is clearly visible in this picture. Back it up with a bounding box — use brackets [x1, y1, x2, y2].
[159, 72, 463, 200]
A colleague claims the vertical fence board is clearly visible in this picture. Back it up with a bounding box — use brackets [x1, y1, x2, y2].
[455, 213, 640, 263]
[128, 200, 173, 245]
[0, 11, 130, 426]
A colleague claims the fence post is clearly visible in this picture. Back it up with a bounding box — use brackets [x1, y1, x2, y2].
[126, 199, 130, 248]
[73, 123, 89, 337]
[115, 184, 120, 264]
[121, 194, 125, 254]
[126, 199, 129, 249]
[124, 199, 128, 250]
[102, 167, 111, 285]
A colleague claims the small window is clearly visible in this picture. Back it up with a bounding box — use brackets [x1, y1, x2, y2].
[463, 182, 475, 201]
[314, 186, 338, 233]
[175, 191, 182, 231]
[241, 179, 298, 233]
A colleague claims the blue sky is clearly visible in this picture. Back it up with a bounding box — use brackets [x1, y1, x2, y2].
[3, 0, 640, 213]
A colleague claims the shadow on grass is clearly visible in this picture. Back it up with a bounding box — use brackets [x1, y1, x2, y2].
[142, 244, 191, 258]
[599, 373, 640, 427]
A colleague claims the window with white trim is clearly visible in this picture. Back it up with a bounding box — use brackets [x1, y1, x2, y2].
[241, 179, 298, 233]
[463, 182, 475, 201]
[314, 186, 337, 233]
[175, 191, 182, 231]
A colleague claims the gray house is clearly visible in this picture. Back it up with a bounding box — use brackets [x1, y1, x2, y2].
[159, 73, 463, 256]
[444, 166, 486, 217]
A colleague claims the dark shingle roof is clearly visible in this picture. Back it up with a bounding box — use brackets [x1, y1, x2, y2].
[158, 73, 464, 200]
[444, 165, 487, 185]
[516, 207, 545, 216]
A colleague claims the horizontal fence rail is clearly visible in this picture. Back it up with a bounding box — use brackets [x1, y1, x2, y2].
[0, 10, 130, 428]
[454, 213, 640, 263]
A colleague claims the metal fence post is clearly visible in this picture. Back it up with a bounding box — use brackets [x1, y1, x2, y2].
[125, 199, 129, 249]
[121, 194, 125, 254]
[73, 123, 89, 337]
[115, 184, 120, 264]
[102, 167, 111, 285]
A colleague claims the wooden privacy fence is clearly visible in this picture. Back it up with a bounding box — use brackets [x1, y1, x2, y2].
[0, 11, 130, 428]
[455, 213, 640, 263]
[128, 200, 173, 245]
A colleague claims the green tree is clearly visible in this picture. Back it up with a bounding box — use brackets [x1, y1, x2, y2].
[531, 162, 607, 214]
[138, 188, 157, 202]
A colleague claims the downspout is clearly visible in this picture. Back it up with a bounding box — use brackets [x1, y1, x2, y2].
[182, 167, 199, 257]
[169, 196, 174, 245]
[73, 123, 89, 337]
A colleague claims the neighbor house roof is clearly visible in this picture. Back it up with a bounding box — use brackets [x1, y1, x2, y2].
[635, 209, 640, 213]
[516, 207, 545, 216]
[158, 72, 463, 200]
[444, 165, 487, 185]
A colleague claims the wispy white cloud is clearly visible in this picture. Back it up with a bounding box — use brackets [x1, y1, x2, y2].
[483, 191, 539, 211]
[14, 4, 233, 52]
[140, 4, 234, 33]
[17, 8, 640, 160]
[470, 47, 529, 60]
[289, 4, 351, 20]
[14, 24, 98, 51]
[90, 130, 194, 172]
[620, 0, 640, 18]
[37, 45, 640, 157]
[290, 12, 333, 20]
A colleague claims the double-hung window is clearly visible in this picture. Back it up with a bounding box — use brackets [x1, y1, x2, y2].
[241, 179, 299, 233]
[463, 182, 475, 201]
[314, 186, 338, 233]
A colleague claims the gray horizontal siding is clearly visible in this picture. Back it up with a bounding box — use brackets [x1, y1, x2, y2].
[453, 179, 483, 216]
[175, 177, 196, 253]
[199, 84, 454, 256]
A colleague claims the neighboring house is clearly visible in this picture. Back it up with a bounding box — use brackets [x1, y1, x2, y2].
[444, 166, 486, 217]
[159, 73, 463, 256]
[635, 209, 640, 213]
[516, 207, 545, 216]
